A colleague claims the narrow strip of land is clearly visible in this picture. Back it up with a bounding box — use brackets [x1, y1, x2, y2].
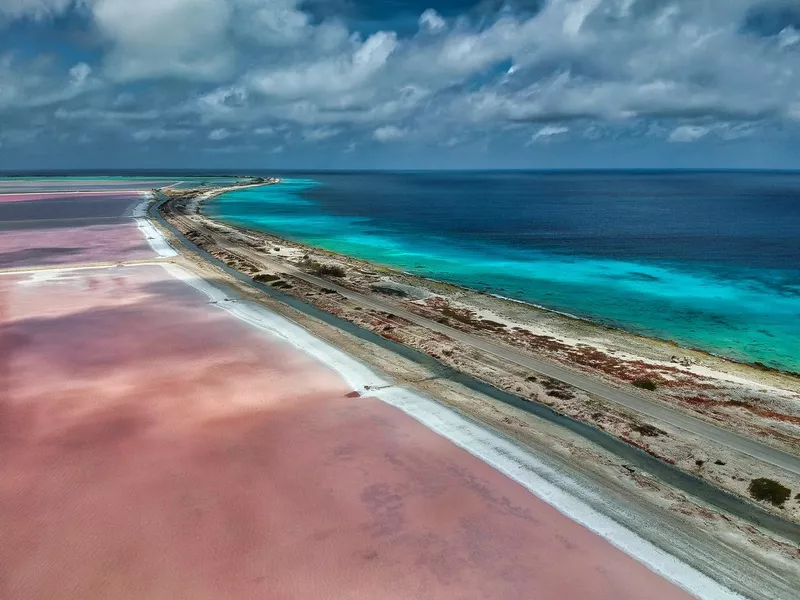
[161, 196, 800, 478]
[256, 250, 800, 475]
[0, 259, 171, 276]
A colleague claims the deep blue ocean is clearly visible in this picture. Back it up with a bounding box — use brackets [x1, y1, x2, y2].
[206, 171, 800, 373]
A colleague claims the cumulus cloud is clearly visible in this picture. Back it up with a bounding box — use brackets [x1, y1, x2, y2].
[532, 125, 569, 141]
[3, 0, 800, 164]
[209, 128, 232, 141]
[373, 125, 407, 142]
[249, 30, 398, 99]
[92, 0, 234, 81]
[132, 127, 191, 142]
[302, 126, 342, 141]
[419, 9, 445, 33]
[198, 86, 249, 114]
[0, 0, 75, 21]
[69, 63, 92, 87]
[668, 125, 710, 143]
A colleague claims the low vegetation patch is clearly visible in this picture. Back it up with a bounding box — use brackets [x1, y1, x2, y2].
[372, 285, 408, 298]
[632, 378, 658, 391]
[441, 306, 476, 326]
[253, 273, 280, 283]
[631, 423, 666, 437]
[748, 478, 791, 507]
[480, 319, 507, 329]
[300, 258, 346, 278]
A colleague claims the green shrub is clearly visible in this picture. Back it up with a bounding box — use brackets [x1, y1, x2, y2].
[632, 423, 665, 437]
[748, 478, 791, 506]
[632, 378, 658, 391]
[315, 264, 346, 277]
[371, 285, 408, 298]
[301, 258, 346, 277]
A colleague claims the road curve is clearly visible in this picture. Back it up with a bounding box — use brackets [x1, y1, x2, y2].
[159, 196, 800, 478]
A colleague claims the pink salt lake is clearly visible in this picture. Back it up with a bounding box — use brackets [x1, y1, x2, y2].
[0, 264, 691, 600]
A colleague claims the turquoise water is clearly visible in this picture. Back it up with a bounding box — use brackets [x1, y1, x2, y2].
[207, 174, 800, 373]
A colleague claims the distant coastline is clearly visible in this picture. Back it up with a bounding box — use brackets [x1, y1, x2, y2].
[204, 172, 800, 374]
[158, 181, 800, 534]
[203, 188, 800, 380]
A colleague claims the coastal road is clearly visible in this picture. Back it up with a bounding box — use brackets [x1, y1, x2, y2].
[188, 221, 800, 478]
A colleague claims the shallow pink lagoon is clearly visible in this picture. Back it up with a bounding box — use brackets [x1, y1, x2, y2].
[0, 224, 154, 268]
[0, 265, 690, 600]
[0, 191, 135, 203]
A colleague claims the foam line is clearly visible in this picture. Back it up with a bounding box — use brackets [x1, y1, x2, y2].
[133, 194, 177, 258]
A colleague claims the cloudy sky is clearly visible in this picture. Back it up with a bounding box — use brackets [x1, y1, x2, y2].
[2, 0, 800, 170]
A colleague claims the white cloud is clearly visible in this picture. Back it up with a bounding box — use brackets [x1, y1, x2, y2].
[532, 125, 569, 140]
[668, 125, 710, 143]
[778, 27, 800, 49]
[4, 0, 800, 161]
[419, 9, 445, 33]
[249, 31, 398, 99]
[209, 128, 231, 140]
[302, 126, 342, 141]
[92, 0, 233, 81]
[373, 125, 407, 142]
[198, 86, 248, 114]
[132, 127, 190, 142]
[0, 53, 96, 111]
[69, 63, 91, 87]
[0, 0, 74, 21]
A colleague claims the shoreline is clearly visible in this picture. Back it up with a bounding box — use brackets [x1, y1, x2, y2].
[150, 185, 800, 597]
[204, 190, 799, 380]
[202, 196, 800, 392]
[159, 185, 800, 501]
[150, 186, 800, 594]
[183, 185, 800, 443]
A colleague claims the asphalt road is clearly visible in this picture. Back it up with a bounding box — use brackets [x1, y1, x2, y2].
[207, 225, 800, 478]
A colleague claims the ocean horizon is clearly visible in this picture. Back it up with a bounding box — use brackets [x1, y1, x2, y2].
[205, 170, 800, 373]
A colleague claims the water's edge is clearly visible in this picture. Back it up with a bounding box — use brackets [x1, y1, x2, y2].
[202, 197, 800, 381]
[154, 193, 800, 546]
[206, 177, 800, 374]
